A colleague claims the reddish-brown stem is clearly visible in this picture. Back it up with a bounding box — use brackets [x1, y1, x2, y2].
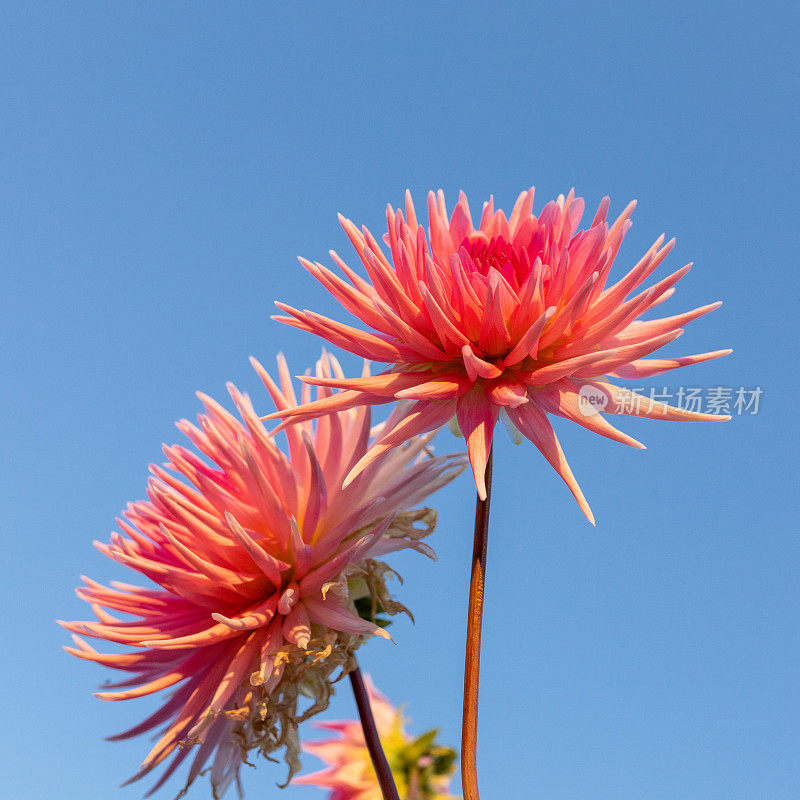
[461, 447, 493, 800]
[349, 663, 400, 800]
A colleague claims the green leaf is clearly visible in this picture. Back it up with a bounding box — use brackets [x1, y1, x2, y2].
[403, 728, 439, 763]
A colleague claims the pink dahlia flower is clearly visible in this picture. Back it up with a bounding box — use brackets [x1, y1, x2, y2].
[295, 677, 458, 800]
[60, 353, 465, 798]
[271, 189, 731, 521]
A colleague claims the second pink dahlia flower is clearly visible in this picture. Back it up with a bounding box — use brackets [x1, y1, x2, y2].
[271, 189, 731, 521]
[61, 353, 465, 797]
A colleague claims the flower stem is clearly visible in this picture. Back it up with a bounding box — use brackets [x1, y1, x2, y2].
[349, 662, 400, 800]
[461, 446, 493, 800]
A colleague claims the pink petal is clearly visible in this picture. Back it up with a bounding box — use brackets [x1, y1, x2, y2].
[456, 387, 500, 500]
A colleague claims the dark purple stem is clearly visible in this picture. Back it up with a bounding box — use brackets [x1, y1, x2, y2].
[349, 663, 400, 800]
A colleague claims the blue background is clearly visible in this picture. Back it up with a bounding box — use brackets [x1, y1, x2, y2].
[2, 2, 797, 798]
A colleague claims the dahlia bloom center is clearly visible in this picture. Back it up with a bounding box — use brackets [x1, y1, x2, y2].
[461, 235, 534, 285]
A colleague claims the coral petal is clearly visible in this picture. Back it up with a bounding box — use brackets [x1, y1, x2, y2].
[456, 388, 500, 500]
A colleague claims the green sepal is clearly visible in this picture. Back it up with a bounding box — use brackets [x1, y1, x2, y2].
[354, 596, 392, 629]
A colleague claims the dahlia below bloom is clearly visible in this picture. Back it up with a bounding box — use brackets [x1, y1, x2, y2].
[270, 189, 731, 522]
[60, 353, 465, 798]
[295, 677, 458, 800]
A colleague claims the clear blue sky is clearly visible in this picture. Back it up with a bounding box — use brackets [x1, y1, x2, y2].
[2, 2, 797, 799]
